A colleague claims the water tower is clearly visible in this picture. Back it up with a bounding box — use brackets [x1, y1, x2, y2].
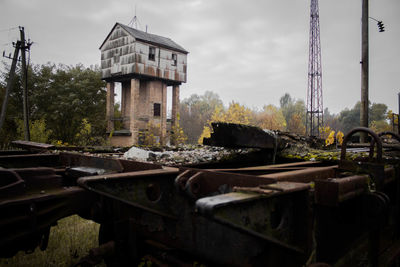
[100, 23, 188, 146]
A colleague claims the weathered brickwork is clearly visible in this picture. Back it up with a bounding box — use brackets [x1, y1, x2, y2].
[102, 23, 187, 147]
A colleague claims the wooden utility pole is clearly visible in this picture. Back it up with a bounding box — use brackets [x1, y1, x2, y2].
[20, 26, 30, 141]
[0, 41, 21, 133]
[360, 0, 369, 142]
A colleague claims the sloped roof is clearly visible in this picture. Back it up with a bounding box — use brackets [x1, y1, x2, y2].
[100, 22, 188, 54]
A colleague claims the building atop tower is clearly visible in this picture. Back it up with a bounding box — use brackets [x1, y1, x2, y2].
[100, 22, 188, 146]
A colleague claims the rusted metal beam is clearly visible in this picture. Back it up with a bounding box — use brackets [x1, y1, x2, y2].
[258, 165, 338, 183]
[210, 161, 326, 174]
[315, 175, 369, 206]
[11, 140, 55, 151]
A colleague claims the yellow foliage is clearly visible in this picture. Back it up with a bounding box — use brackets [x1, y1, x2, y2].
[325, 130, 335, 146]
[287, 113, 305, 134]
[336, 131, 344, 145]
[16, 118, 52, 144]
[223, 102, 253, 125]
[75, 118, 93, 146]
[140, 122, 161, 146]
[370, 120, 391, 133]
[319, 126, 332, 139]
[258, 104, 286, 131]
[387, 110, 399, 124]
[170, 113, 187, 146]
[198, 102, 254, 144]
[53, 140, 69, 147]
[198, 126, 212, 144]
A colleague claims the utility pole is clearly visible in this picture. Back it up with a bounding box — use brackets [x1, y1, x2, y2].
[360, 0, 369, 142]
[0, 41, 21, 133]
[0, 26, 32, 140]
[20, 26, 30, 141]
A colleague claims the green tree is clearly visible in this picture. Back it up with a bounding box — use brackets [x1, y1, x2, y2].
[338, 102, 361, 134]
[280, 93, 294, 124]
[29, 64, 106, 143]
[16, 118, 52, 144]
[338, 102, 389, 134]
[323, 108, 343, 132]
[180, 91, 223, 144]
[0, 62, 107, 146]
[370, 103, 387, 122]
[113, 102, 123, 131]
[0, 62, 26, 148]
[279, 93, 306, 132]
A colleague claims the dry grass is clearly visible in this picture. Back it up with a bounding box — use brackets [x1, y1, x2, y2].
[0, 215, 105, 267]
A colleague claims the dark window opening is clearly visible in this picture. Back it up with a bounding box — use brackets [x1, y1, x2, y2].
[154, 103, 161, 117]
[149, 47, 156, 61]
[172, 53, 177, 66]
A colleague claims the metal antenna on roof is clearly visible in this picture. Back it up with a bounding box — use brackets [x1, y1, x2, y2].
[128, 4, 142, 30]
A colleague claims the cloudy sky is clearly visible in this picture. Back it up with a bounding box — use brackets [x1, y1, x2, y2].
[1, 0, 399, 114]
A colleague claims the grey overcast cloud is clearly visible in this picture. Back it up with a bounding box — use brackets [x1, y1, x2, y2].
[1, 0, 399, 114]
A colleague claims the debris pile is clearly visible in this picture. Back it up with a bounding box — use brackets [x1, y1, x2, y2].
[123, 145, 263, 166]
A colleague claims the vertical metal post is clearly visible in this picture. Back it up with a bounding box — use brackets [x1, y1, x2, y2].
[360, 0, 369, 142]
[20, 26, 30, 141]
[0, 42, 21, 133]
[398, 92, 400, 134]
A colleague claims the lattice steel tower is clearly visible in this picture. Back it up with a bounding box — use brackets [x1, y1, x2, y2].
[306, 0, 323, 136]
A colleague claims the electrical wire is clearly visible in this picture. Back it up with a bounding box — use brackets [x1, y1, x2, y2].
[0, 27, 18, 33]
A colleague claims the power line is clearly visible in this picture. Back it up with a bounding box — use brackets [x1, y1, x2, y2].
[0, 27, 19, 33]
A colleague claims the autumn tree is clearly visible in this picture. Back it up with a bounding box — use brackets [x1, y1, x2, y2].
[170, 113, 187, 146]
[198, 101, 255, 144]
[370, 120, 391, 133]
[369, 103, 390, 133]
[180, 91, 223, 144]
[287, 114, 305, 134]
[387, 110, 399, 133]
[256, 104, 286, 131]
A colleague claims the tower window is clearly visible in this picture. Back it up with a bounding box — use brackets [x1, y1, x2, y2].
[172, 53, 177, 66]
[149, 47, 156, 61]
[154, 103, 161, 117]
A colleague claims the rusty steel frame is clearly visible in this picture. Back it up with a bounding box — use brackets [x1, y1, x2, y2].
[0, 127, 400, 266]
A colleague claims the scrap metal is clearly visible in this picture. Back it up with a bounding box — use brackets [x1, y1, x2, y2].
[0, 127, 399, 266]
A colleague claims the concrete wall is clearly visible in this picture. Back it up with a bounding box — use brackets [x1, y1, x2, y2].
[101, 24, 187, 83]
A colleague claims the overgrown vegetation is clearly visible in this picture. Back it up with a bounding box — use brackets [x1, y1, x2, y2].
[170, 113, 187, 145]
[179, 91, 394, 145]
[0, 63, 106, 148]
[139, 122, 162, 146]
[0, 215, 104, 267]
[0, 60, 394, 148]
